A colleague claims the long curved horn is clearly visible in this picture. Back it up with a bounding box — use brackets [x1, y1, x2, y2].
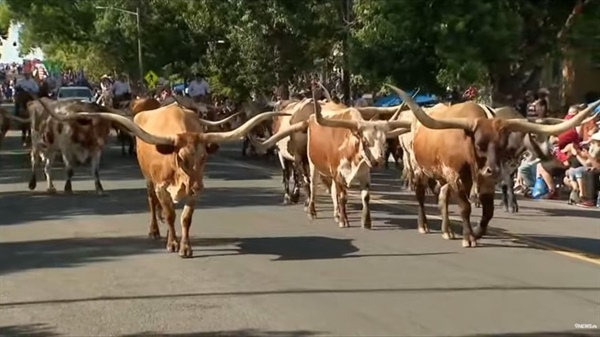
[316, 82, 332, 102]
[178, 107, 244, 127]
[386, 127, 411, 138]
[389, 88, 420, 121]
[40, 110, 176, 146]
[312, 88, 359, 131]
[387, 119, 413, 129]
[249, 120, 309, 152]
[0, 109, 30, 123]
[197, 111, 243, 127]
[527, 117, 565, 124]
[356, 106, 403, 120]
[201, 111, 291, 144]
[503, 99, 600, 135]
[386, 84, 475, 131]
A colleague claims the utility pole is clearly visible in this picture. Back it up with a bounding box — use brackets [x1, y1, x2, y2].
[136, 6, 144, 82]
[95, 5, 144, 82]
[341, 0, 353, 105]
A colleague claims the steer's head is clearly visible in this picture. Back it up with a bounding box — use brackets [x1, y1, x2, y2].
[310, 88, 411, 168]
[388, 85, 600, 179]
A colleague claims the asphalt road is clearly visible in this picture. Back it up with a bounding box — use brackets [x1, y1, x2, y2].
[0, 130, 599, 337]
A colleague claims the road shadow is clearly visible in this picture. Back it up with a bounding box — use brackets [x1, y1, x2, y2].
[121, 329, 322, 337]
[455, 330, 600, 337]
[0, 323, 60, 337]
[0, 188, 149, 226]
[0, 186, 283, 226]
[0, 144, 144, 185]
[0, 236, 161, 276]
[193, 236, 453, 261]
[3, 284, 598, 308]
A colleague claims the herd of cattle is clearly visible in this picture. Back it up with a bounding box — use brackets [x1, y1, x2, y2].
[0, 83, 598, 258]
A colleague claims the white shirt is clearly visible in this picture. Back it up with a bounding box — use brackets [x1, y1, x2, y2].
[112, 80, 130, 96]
[188, 79, 210, 97]
[100, 81, 112, 92]
[16, 78, 39, 94]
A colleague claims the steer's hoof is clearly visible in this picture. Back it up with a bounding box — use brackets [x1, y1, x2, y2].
[179, 243, 193, 258]
[148, 228, 161, 240]
[462, 236, 478, 248]
[28, 179, 37, 191]
[166, 240, 179, 253]
[46, 187, 57, 194]
[308, 213, 317, 220]
[418, 226, 430, 234]
[338, 221, 349, 228]
[442, 231, 456, 240]
[282, 195, 291, 205]
[362, 221, 372, 230]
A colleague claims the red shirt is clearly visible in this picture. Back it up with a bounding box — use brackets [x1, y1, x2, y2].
[554, 114, 581, 163]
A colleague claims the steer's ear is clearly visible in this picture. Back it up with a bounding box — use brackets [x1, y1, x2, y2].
[155, 144, 177, 155]
[155, 133, 190, 155]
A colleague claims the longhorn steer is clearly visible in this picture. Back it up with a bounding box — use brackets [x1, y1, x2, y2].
[389, 85, 599, 247]
[17, 98, 120, 194]
[49, 103, 285, 257]
[253, 91, 411, 228]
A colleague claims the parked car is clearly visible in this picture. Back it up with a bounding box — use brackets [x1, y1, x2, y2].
[56, 86, 94, 102]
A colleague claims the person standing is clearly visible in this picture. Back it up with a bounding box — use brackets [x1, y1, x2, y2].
[187, 73, 211, 104]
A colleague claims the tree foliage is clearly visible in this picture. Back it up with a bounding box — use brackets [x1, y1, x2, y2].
[2, 0, 598, 102]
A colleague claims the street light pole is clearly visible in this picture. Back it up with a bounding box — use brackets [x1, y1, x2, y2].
[135, 6, 143, 82]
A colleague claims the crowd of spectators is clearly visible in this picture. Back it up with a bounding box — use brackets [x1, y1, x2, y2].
[515, 90, 600, 208]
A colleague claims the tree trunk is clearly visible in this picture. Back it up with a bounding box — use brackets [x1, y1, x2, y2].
[277, 83, 290, 100]
[557, 0, 588, 105]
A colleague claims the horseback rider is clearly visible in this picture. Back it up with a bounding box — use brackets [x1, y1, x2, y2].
[14, 72, 39, 114]
[111, 74, 132, 106]
[95, 74, 113, 105]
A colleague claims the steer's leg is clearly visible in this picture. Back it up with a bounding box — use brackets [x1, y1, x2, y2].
[179, 198, 195, 258]
[90, 151, 104, 195]
[146, 181, 161, 239]
[280, 156, 292, 205]
[60, 153, 74, 194]
[338, 184, 350, 228]
[156, 190, 178, 253]
[299, 157, 311, 212]
[28, 148, 40, 190]
[330, 179, 340, 224]
[456, 184, 477, 247]
[474, 179, 496, 239]
[503, 172, 518, 213]
[359, 179, 372, 229]
[438, 184, 455, 239]
[415, 181, 429, 234]
[307, 160, 318, 220]
[475, 193, 494, 240]
[290, 166, 301, 204]
[41, 151, 57, 193]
